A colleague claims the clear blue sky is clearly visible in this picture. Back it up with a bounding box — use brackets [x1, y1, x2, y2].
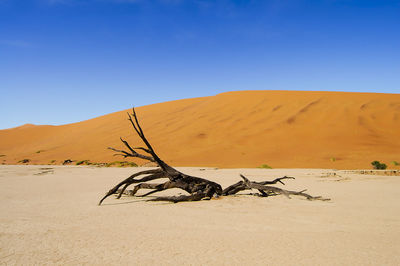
[1, 0, 399, 129]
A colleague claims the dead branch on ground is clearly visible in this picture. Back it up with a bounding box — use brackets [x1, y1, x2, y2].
[99, 108, 329, 205]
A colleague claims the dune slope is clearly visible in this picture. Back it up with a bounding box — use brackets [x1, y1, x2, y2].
[1, 90, 399, 169]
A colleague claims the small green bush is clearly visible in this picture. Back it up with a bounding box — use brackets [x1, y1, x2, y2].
[36, 150, 45, 154]
[371, 161, 387, 170]
[76, 160, 92, 165]
[92, 162, 107, 167]
[106, 161, 138, 167]
[259, 164, 272, 169]
[392, 161, 399, 166]
[18, 159, 30, 163]
[50, 160, 56, 164]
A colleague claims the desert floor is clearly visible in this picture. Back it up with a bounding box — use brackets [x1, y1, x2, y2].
[1, 165, 399, 265]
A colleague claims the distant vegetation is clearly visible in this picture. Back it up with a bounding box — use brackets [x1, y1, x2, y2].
[50, 160, 56, 164]
[105, 161, 138, 167]
[74, 160, 137, 167]
[76, 160, 92, 165]
[0, 154, 5, 157]
[330, 157, 336, 162]
[18, 159, 30, 163]
[62, 159, 73, 165]
[259, 164, 272, 169]
[371, 161, 387, 170]
[392, 161, 399, 166]
[36, 150, 45, 154]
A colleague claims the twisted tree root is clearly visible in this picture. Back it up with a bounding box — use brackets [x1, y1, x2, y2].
[99, 107, 330, 205]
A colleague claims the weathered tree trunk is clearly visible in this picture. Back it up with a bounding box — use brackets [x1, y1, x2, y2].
[223, 175, 330, 201]
[99, 108, 329, 205]
[98, 108, 222, 205]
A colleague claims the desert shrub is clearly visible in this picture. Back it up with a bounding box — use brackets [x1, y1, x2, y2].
[259, 164, 272, 169]
[371, 161, 387, 170]
[0, 154, 5, 157]
[50, 160, 56, 164]
[36, 150, 45, 153]
[392, 161, 399, 166]
[18, 159, 30, 163]
[76, 160, 92, 165]
[106, 161, 138, 167]
[122, 161, 138, 167]
[330, 157, 336, 162]
[93, 162, 107, 167]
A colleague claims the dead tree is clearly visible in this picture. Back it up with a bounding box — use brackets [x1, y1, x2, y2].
[98, 108, 223, 205]
[223, 175, 329, 201]
[99, 108, 329, 205]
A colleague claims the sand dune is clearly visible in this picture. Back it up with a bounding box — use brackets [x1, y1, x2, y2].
[1, 90, 399, 169]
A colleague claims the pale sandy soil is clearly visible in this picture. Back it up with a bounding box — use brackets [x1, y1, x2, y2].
[1, 165, 399, 265]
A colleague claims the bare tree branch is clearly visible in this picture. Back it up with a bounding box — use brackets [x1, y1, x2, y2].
[99, 107, 329, 205]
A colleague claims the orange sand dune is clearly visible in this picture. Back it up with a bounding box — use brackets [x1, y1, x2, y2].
[1, 90, 399, 169]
